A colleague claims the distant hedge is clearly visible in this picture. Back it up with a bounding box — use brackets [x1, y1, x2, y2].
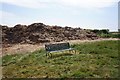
[91, 29, 109, 34]
[91, 29, 120, 38]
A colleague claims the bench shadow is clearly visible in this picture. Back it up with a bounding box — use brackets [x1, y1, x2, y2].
[49, 53, 73, 59]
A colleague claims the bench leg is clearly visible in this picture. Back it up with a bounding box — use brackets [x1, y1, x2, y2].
[72, 49, 76, 54]
[69, 50, 73, 54]
[46, 52, 48, 56]
[70, 49, 76, 54]
[46, 52, 52, 58]
[69, 50, 71, 54]
[46, 52, 50, 57]
[49, 53, 52, 57]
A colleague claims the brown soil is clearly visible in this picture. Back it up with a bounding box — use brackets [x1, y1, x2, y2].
[1, 38, 119, 57]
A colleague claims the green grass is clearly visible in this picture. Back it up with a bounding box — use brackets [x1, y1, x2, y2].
[2, 40, 119, 78]
[97, 32, 120, 38]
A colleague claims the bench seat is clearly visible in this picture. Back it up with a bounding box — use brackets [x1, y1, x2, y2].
[45, 42, 76, 57]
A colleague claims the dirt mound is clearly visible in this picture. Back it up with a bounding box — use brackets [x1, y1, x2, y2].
[1, 23, 99, 47]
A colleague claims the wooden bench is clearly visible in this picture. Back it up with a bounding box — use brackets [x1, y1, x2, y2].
[45, 42, 76, 57]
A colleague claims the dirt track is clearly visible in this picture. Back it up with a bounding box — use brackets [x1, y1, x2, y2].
[1, 38, 119, 56]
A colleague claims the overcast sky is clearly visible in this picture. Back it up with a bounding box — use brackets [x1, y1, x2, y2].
[0, 0, 119, 31]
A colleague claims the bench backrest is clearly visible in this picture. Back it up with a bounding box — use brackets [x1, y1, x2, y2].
[45, 42, 70, 52]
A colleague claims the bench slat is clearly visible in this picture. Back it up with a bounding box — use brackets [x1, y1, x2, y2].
[48, 48, 74, 53]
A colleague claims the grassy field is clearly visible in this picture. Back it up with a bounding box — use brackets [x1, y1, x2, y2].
[2, 40, 119, 78]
